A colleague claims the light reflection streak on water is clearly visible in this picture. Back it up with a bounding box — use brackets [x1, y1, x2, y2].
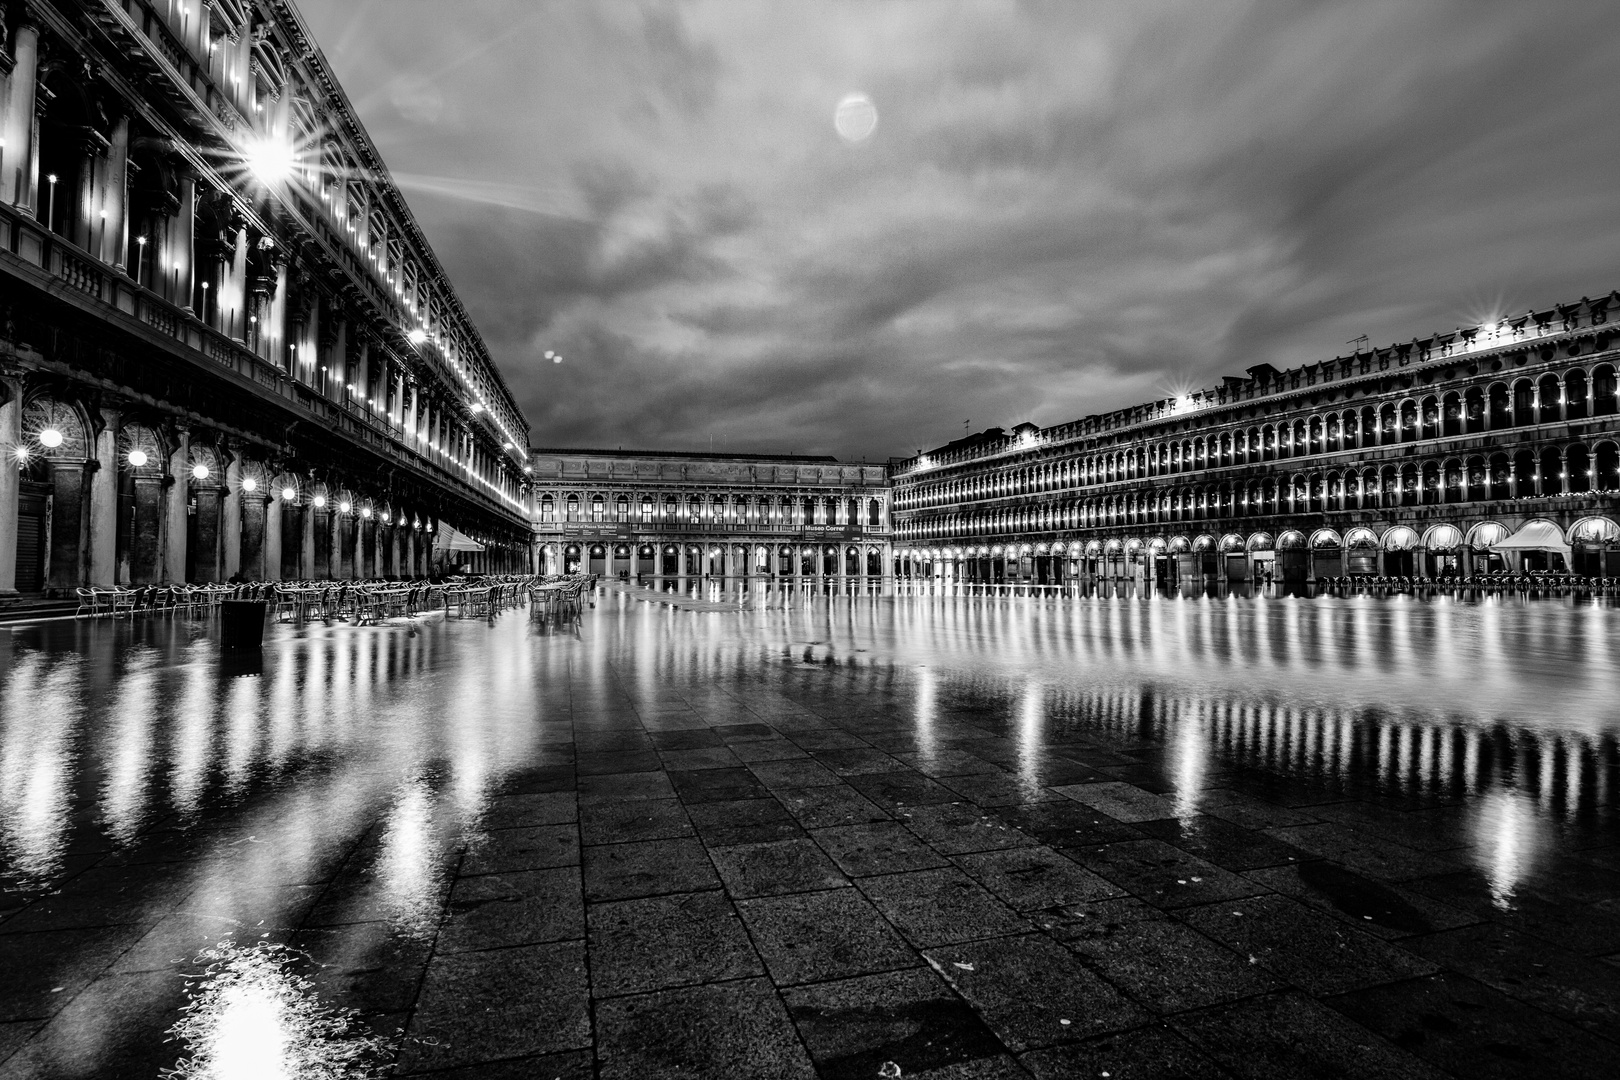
[166, 939, 392, 1080]
[0, 651, 82, 884]
[1471, 788, 1544, 910]
[101, 648, 157, 846]
[914, 666, 937, 760]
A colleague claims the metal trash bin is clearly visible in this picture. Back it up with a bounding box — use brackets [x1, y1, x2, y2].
[219, 599, 267, 650]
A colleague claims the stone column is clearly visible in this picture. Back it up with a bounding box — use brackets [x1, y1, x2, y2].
[6, 21, 40, 209]
[104, 116, 130, 268]
[0, 379, 21, 595]
[227, 225, 248, 340]
[164, 431, 189, 583]
[300, 502, 317, 579]
[88, 410, 119, 587]
[221, 458, 243, 581]
[264, 490, 282, 582]
[173, 171, 196, 311]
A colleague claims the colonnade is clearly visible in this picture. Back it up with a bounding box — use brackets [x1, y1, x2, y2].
[538, 540, 894, 594]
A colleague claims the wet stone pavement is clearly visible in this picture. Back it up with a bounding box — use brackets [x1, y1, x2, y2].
[1, 585, 1618, 1078]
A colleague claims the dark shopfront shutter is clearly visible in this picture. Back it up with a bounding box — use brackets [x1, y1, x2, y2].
[15, 493, 46, 592]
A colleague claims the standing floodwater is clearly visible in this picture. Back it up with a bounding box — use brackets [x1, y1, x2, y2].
[1, 588, 1616, 1078]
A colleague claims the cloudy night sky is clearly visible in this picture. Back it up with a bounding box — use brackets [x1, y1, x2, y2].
[299, 0, 1620, 462]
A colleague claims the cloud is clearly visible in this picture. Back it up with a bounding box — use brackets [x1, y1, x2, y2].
[298, 0, 1620, 461]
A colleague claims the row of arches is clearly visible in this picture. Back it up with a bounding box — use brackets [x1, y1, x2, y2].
[536, 490, 885, 529]
[897, 362, 1620, 510]
[898, 518, 1615, 558]
[5, 390, 521, 592]
[540, 541, 888, 579]
[896, 517, 1620, 583]
[896, 440, 1620, 540]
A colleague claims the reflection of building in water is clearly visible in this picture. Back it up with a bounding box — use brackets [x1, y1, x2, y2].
[1039, 683, 1614, 822]
[890, 293, 1620, 586]
[527, 449, 890, 589]
[0, 3, 533, 599]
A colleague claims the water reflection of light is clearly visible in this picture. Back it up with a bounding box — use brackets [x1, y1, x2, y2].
[1471, 788, 1544, 911]
[1171, 699, 1209, 819]
[914, 667, 937, 759]
[101, 651, 158, 846]
[170, 646, 219, 824]
[0, 651, 83, 884]
[374, 777, 443, 937]
[1016, 681, 1043, 782]
[168, 940, 390, 1079]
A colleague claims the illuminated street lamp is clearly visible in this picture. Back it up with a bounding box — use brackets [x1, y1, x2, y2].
[39, 428, 63, 449]
[245, 135, 296, 186]
[127, 449, 148, 468]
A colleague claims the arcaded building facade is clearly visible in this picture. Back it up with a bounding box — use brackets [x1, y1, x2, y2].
[891, 292, 1620, 585]
[528, 449, 890, 590]
[0, 1, 532, 598]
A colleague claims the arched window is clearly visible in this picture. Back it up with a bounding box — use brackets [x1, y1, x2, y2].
[617, 496, 629, 520]
[591, 495, 604, 522]
[540, 494, 554, 522]
[641, 497, 653, 522]
[565, 494, 580, 521]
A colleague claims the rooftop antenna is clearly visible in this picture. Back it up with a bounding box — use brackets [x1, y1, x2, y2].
[964, 419, 970, 436]
[1348, 334, 1369, 353]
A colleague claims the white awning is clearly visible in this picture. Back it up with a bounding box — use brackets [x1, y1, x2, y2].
[433, 523, 486, 554]
[1490, 520, 1570, 554]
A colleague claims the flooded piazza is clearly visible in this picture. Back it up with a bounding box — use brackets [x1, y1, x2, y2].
[0, 585, 1616, 1079]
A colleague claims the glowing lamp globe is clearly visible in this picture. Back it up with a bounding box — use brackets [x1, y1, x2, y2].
[241, 477, 257, 492]
[407, 328, 427, 345]
[126, 449, 148, 468]
[245, 136, 296, 185]
[361, 507, 371, 518]
[281, 486, 297, 501]
[313, 495, 326, 508]
[191, 463, 209, 480]
[38, 428, 63, 448]
[339, 500, 351, 513]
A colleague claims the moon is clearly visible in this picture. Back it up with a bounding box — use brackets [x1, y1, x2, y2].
[835, 93, 878, 143]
